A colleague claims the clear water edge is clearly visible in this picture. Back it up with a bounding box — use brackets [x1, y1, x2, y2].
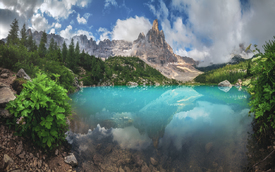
[67, 85, 253, 171]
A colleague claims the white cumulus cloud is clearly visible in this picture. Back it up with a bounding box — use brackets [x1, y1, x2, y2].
[31, 13, 50, 31]
[97, 27, 112, 42]
[55, 23, 62, 29]
[104, 0, 118, 9]
[83, 13, 91, 19]
[147, 0, 275, 66]
[49, 28, 55, 34]
[60, 25, 73, 39]
[77, 13, 87, 24]
[112, 16, 152, 42]
[73, 30, 95, 40]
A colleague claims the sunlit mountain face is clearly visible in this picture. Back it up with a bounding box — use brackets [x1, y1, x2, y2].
[1, 0, 275, 66]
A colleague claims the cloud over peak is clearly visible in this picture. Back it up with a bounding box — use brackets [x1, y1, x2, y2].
[77, 13, 87, 24]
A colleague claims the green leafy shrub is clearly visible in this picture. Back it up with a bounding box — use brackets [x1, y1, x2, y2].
[248, 37, 275, 135]
[6, 72, 71, 149]
[194, 61, 249, 84]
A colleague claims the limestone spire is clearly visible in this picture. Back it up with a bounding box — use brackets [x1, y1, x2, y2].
[152, 19, 159, 33]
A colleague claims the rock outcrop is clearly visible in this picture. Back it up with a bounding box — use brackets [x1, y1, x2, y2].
[0, 85, 16, 107]
[2, 20, 202, 82]
[218, 80, 232, 87]
[131, 19, 177, 65]
[16, 68, 31, 80]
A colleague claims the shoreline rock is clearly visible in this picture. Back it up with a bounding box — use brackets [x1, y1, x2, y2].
[218, 80, 232, 87]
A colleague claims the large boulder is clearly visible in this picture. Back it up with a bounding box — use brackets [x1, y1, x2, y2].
[218, 80, 232, 87]
[0, 82, 9, 88]
[0, 87, 16, 107]
[16, 68, 31, 80]
[235, 79, 242, 86]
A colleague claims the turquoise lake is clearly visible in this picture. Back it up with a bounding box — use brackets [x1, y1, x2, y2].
[68, 86, 253, 171]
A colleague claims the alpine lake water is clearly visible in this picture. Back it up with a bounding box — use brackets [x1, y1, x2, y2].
[67, 85, 254, 172]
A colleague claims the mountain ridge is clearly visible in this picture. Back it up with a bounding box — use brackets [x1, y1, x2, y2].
[2, 19, 202, 82]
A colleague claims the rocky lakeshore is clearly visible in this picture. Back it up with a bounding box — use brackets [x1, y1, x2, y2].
[0, 68, 77, 172]
[1, 67, 275, 172]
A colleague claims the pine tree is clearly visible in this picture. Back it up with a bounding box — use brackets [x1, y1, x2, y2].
[61, 41, 67, 63]
[79, 49, 85, 66]
[48, 37, 55, 53]
[54, 42, 58, 51]
[56, 47, 62, 62]
[75, 41, 80, 65]
[67, 38, 76, 71]
[247, 60, 251, 77]
[20, 23, 27, 47]
[7, 18, 19, 45]
[38, 31, 47, 58]
[27, 33, 33, 51]
[26, 31, 37, 52]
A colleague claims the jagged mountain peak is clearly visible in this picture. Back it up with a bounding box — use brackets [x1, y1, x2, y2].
[152, 19, 159, 33]
[1, 19, 201, 81]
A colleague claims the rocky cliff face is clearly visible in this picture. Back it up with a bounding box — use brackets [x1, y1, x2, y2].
[26, 29, 133, 58]
[131, 19, 177, 64]
[2, 20, 201, 81]
[24, 20, 190, 66]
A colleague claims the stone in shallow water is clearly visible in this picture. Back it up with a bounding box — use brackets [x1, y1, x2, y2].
[141, 163, 150, 172]
[64, 153, 78, 167]
[150, 157, 158, 166]
[205, 142, 213, 154]
[93, 153, 103, 166]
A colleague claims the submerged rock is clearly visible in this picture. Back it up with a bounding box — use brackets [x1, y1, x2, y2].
[64, 153, 78, 166]
[150, 157, 158, 166]
[205, 142, 213, 154]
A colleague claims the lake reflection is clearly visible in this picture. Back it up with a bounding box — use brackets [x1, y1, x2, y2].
[68, 86, 253, 171]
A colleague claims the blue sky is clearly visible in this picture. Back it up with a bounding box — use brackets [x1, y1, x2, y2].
[1, 0, 275, 64]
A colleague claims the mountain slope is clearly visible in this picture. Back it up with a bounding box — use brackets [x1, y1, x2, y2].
[2, 19, 202, 82]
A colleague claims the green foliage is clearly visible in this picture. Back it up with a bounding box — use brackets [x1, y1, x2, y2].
[246, 60, 252, 77]
[38, 31, 47, 58]
[61, 41, 67, 63]
[26, 33, 37, 52]
[5, 72, 71, 149]
[194, 60, 249, 84]
[248, 36, 275, 135]
[103, 56, 178, 85]
[7, 18, 19, 45]
[67, 38, 77, 72]
[38, 58, 75, 92]
[75, 41, 80, 65]
[20, 23, 27, 47]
